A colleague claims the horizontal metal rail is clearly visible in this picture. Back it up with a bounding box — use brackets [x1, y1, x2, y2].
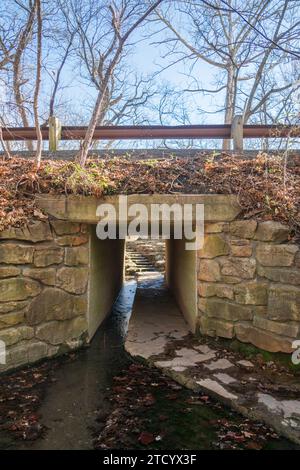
[2, 124, 300, 141]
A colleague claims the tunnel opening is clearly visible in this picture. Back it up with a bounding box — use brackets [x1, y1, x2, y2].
[87, 227, 198, 345]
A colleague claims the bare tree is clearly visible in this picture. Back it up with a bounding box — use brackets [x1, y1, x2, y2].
[69, 0, 163, 167]
[154, 0, 300, 149]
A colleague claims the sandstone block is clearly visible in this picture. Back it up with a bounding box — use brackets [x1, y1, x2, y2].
[23, 268, 56, 286]
[229, 220, 257, 239]
[36, 316, 87, 345]
[0, 244, 34, 264]
[50, 220, 81, 235]
[256, 244, 298, 267]
[199, 316, 234, 339]
[204, 223, 226, 233]
[57, 267, 88, 294]
[0, 220, 52, 243]
[198, 234, 229, 259]
[65, 246, 89, 266]
[219, 257, 256, 279]
[254, 221, 289, 242]
[235, 322, 294, 353]
[253, 315, 300, 338]
[234, 281, 268, 305]
[198, 259, 221, 282]
[0, 310, 25, 328]
[268, 284, 300, 321]
[0, 325, 34, 346]
[198, 283, 234, 300]
[0, 278, 41, 302]
[0, 266, 21, 278]
[55, 235, 88, 247]
[257, 265, 300, 286]
[26, 288, 86, 325]
[199, 297, 253, 321]
[34, 247, 64, 267]
[230, 239, 252, 257]
[0, 300, 28, 314]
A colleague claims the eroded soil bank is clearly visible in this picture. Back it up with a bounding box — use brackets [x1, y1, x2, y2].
[0, 279, 299, 450]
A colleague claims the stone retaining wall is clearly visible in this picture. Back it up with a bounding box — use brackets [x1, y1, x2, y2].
[0, 220, 89, 372]
[197, 220, 300, 353]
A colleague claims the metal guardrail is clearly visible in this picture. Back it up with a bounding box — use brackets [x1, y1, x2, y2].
[1, 115, 300, 152]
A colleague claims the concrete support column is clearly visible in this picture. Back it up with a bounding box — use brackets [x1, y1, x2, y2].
[87, 228, 125, 339]
[165, 238, 197, 332]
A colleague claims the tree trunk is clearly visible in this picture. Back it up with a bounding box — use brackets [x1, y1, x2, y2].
[223, 66, 236, 151]
[33, 0, 42, 168]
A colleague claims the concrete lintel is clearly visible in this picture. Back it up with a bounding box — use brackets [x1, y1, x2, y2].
[36, 194, 241, 223]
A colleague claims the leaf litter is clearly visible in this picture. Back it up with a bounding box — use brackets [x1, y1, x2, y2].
[0, 154, 299, 238]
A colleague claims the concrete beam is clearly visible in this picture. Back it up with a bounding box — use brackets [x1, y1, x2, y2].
[36, 194, 241, 223]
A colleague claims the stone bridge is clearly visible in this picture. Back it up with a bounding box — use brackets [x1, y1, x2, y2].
[0, 194, 299, 372]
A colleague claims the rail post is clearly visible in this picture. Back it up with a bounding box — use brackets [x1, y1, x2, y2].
[49, 116, 61, 152]
[231, 115, 244, 153]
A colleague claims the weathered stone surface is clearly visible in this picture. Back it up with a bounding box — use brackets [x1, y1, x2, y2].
[234, 281, 268, 305]
[230, 239, 252, 257]
[0, 244, 34, 264]
[27, 341, 49, 362]
[219, 257, 256, 279]
[253, 315, 300, 338]
[199, 298, 253, 321]
[235, 322, 294, 353]
[5, 340, 49, 369]
[0, 278, 41, 302]
[0, 221, 52, 243]
[23, 268, 56, 286]
[196, 378, 237, 400]
[198, 259, 221, 282]
[198, 234, 229, 259]
[33, 247, 64, 267]
[204, 358, 234, 371]
[268, 284, 300, 321]
[36, 316, 87, 345]
[65, 246, 89, 266]
[0, 310, 25, 328]
[0, 325, 34, 346]
[55, 235, 88, 247]
[256, 244, 298, 267]
[204, 222, 226, 233]
[198, 283, 234, 300]
[57, 267, 88, 294]
[229, 220, 257, 239]
[50, 219, 81, 235]
[26, 288, 86, 325]
[0, 266, 21, 278]
[199, 316, 234, 339]
[295, 251, 300, 269]
[220, 275, 242, 284]
[257, 264, 300, 285]
[0, 300, 28, 314]
[251, 305, 267, 317]
[254, 221, 290, 242]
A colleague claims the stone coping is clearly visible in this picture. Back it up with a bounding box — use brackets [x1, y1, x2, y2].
[36, 194, 241, 224]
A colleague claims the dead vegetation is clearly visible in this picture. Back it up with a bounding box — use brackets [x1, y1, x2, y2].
[0, 153, 299, 238]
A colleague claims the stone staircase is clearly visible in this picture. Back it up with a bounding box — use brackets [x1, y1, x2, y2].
[125, 246, 158, 278]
